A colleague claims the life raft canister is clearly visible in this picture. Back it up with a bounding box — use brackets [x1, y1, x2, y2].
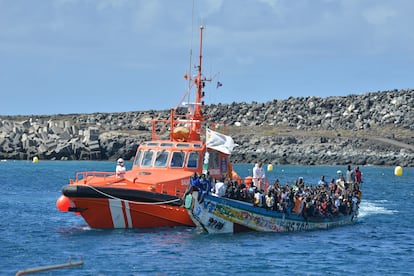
[173, 126, 190, 142]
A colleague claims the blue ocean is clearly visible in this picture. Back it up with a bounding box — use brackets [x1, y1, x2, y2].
[1, 161, 413, 275]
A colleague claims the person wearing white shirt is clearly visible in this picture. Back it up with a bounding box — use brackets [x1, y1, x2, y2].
[214, 180, 226, 197]
[252, 161, 265, 191]
[116, 158, 126, 178]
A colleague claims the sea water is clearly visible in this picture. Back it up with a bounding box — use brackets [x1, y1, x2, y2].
[1, 161, 413, 275]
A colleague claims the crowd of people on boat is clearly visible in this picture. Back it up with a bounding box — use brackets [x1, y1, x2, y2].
[189, 164, 362, 220]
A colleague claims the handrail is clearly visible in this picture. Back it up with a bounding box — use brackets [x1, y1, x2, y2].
[151, 110, 196, 141]
[75, 171, 115, 183]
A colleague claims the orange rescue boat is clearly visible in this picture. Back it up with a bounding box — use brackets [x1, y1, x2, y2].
[56, 26, 239, 229]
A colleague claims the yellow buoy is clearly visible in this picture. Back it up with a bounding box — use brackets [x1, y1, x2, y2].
[32, 156, 39, 163]
[267, 164, 273, 172]
[394, 166, 403, 177]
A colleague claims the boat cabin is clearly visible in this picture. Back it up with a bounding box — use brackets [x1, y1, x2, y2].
[131, 141, 231, 180]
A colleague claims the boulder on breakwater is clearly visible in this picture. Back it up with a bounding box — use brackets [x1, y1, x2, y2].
[0, 89, 413, 166]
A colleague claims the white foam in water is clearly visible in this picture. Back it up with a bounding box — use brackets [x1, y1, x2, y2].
[358, 200, 398, 218]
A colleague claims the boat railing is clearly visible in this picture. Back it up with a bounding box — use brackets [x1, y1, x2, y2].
[151, 109, 197, 141]
[72, 171, 116, 184]
[151, 118, 171, 141]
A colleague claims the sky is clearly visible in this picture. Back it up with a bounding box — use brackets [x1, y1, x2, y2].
[1, 0, 413, 116]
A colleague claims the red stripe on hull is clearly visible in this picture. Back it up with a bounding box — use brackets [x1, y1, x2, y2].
[121, 200, 129, 228]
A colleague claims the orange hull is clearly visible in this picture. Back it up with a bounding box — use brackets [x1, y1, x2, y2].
[61, 169, 197, 229]
[71, 197, 194, 229]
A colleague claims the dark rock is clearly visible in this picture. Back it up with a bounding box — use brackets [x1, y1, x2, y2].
[0, 89, 413, 165]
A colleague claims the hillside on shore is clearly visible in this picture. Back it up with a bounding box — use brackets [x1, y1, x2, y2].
[1, 89, 413, 166]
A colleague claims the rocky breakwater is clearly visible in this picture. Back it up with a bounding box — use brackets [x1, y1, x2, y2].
[0, 89, 413, 166]
[209, 89, 413, 166]
[0, 111, 164, 161]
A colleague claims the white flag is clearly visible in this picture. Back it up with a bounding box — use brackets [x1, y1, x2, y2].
[206, 128, 237, 155]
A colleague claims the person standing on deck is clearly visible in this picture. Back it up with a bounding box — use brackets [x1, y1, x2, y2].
[116, 158, 126, 178]
[354, 166, 362, 185]
[214, 177, 226, 197]
[336, 170, 345, 191]
[346, 165, 355, 187]
[253, 161, 265, 191]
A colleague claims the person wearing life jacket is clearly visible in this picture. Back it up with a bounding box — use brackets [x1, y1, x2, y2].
[265, 191, 275, 210]
[293, 192, 303, 215]
[116, 158, 126, 178]
[329, 178, 336, 190]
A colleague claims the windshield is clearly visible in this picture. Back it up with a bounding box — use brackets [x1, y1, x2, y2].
[154, 150, 169, 167]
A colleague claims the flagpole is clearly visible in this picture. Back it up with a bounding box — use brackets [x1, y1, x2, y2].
[203, 127, 209, 174]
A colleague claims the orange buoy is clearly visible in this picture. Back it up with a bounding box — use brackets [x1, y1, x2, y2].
[56, 195, 71, 212]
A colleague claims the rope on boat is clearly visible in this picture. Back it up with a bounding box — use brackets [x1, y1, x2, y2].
[15, 258, 83, 275]
[85, 185, 181, 205]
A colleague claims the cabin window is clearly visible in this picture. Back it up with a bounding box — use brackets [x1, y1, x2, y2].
[160, 143, 173, 147]
[133, 150, 143, 166]
[208, 151, 219, 169]
[154, 150, 169, 167]
[176, 143, 190, 148]
[141, 150, 154, 167]
[221, 157, 228, 174]
[187, 151, 199, 168]
[170, 151, 185, 168]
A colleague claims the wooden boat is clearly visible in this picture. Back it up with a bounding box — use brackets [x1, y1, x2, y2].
[56, 26, 239, 229]
[185, 175, 361, 234]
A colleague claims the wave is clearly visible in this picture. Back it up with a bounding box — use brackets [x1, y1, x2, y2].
[358, 200, 398, 218]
